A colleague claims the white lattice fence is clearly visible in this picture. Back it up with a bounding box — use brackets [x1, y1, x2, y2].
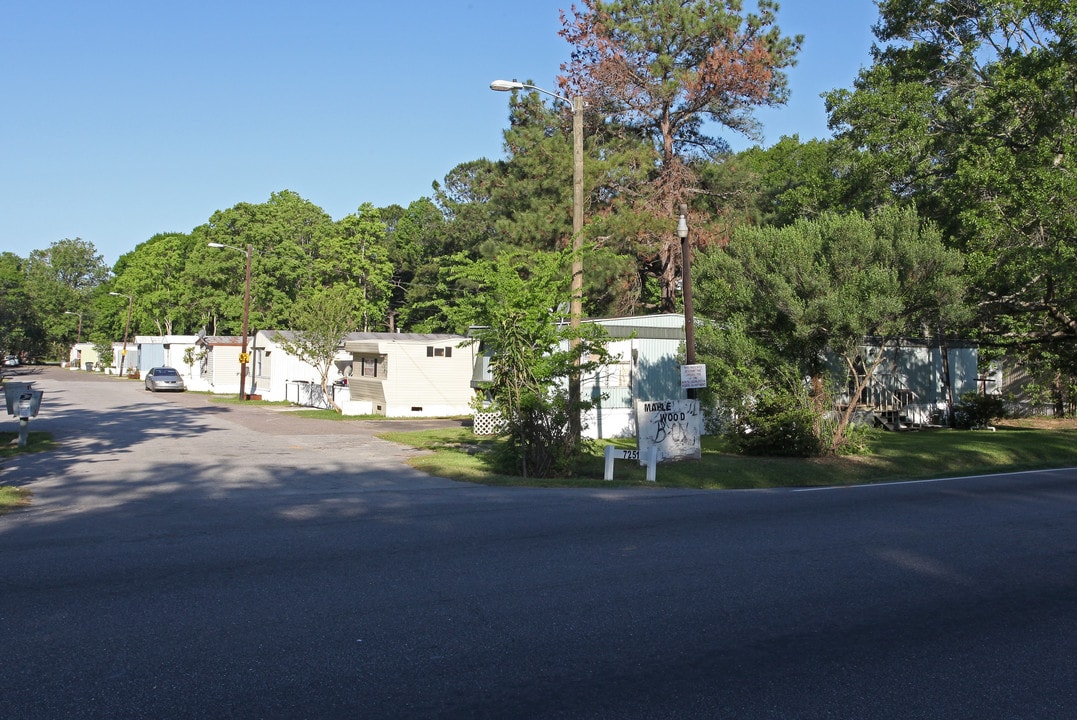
[473, 411, 506, 436]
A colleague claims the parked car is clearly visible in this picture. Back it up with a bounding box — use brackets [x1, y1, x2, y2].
[144, 367, 186, 392]
[4, 354, 18, 367]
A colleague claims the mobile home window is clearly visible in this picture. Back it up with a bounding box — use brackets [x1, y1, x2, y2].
[361, 357, 380, 378]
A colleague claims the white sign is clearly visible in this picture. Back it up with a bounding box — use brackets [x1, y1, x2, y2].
[681, 364, 707, 389]
[635, 399, 702, 463]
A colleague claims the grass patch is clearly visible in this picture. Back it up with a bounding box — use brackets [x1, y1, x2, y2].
[288, 408, 384, 420]
[378, 423, 1077, 489]
[0, 431, 52, 514]
[206, 395, 293, 407]
[0, 485, 32, 514]
[0, 431, 57, 459]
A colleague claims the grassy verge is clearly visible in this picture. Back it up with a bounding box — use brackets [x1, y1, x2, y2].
[0, 485, 32, 514]
[0, 431, 53, 514]
[1, 431, 57, 459]
[205, 395, 292, 407]
[378, 420, 1077, 489]
[288, 409, 384, 421]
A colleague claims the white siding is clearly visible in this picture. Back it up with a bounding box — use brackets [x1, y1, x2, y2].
[341, 336, 476, 417]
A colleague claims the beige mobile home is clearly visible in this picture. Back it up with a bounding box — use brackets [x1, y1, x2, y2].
[197, 335, 253, 396]
[341, 333, 475, 417]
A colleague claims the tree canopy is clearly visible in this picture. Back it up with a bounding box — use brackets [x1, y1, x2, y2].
[825, 0, 1077, 364]
[559, 0, 802, 309]
[694, 207, 968, 452]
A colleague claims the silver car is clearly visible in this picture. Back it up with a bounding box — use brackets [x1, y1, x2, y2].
[144, 367, 186, 392]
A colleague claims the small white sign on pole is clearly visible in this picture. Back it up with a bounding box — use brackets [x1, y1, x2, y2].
[681, 363, 707, 390]
[635, 399, 702, 463]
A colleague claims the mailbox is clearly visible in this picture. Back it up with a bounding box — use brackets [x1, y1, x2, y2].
[16, 390, 43, 419]
[4, 382, 35, 416]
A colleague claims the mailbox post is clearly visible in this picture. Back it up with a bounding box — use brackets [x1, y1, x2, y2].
[4, 382, 43, 448]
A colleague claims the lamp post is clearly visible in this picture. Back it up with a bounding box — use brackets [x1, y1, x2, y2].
[108, 292, 133, 376]
[64, 311, 83, 344]
[677, 204, 698, 400]
[208, 242, 253, 400]
[491, 79, 585, 438]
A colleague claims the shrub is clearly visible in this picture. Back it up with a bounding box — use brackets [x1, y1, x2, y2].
[953, 392, 1006, 429]
[731, 389, 824, 457]
[493, 390, 593, 478]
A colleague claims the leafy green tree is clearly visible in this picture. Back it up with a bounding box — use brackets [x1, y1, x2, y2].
[0, 253, 43, 358]
[401, 161, 501, 332]
[694, 207, 967, 453]
[192, 191, 336, 334]
[381, 198, 445, 331]
[111, 232, 197, 336]
[24, 238, 111, 359]
[319, 204, 394, 332]
[698, 136, 856, 228]
[442, 248, 610, 478]
[824, 0, 1077, 372]
[275, 286, 357, 412]
[560, 0, 802, 309]
[90, 334, 114, 372]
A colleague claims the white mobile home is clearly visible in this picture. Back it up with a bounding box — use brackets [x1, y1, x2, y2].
[341, 333, 475, 417]
[134, 335, 204, 387]
[581, 314, 689, 439]
[68, 342, 101, 371]
[249, 330, 356, 407]
[197, 335, 253, 396]
[829, 337, 980, 427]
[469, 314, 690, 440]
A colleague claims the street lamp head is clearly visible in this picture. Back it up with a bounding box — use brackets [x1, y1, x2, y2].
[677, 213, 688, 239]
[207, 242, 226, 248]
[490, 79, 525, 92]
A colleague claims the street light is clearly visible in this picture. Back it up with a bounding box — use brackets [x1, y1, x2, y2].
[108, 292, 133, 376]
[491, 78, 585, 438]
[207, 242, 253, 400]
[64, 310, 83, 344]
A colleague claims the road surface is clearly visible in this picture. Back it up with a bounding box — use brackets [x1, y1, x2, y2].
[2, 367, 1075, 718]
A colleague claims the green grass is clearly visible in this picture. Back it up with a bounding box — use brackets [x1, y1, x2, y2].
[205, 395, 293, 407]
[0, 485, 32, 514]
[0, 431, 57, 459]
[288, 408, 384, 420]
[378, 422, 1077, 489]
[0, 431, 52, 514]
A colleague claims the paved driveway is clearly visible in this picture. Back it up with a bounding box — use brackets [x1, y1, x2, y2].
[1, 366, 466, 518]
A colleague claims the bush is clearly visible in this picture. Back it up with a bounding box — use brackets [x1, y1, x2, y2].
[731, 390, 824, 457]
[494, 391, 591, 478]
[953, 392, 1006, 429]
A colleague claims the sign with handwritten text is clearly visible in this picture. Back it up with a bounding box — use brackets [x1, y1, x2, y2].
[635, 399, 702, 463]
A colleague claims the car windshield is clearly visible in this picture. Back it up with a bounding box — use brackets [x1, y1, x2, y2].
[157, 369, 179, 376]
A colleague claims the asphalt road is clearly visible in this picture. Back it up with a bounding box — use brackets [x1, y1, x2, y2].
[2, 367, 1075, 719]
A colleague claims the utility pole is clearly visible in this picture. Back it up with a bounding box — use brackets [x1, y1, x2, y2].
[677, 204, 697, 400]
[568, 94, 585, 441]
[240, 243, 252, 400]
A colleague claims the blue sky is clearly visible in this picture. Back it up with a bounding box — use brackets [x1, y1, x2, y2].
[1, 1, 879, 266]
